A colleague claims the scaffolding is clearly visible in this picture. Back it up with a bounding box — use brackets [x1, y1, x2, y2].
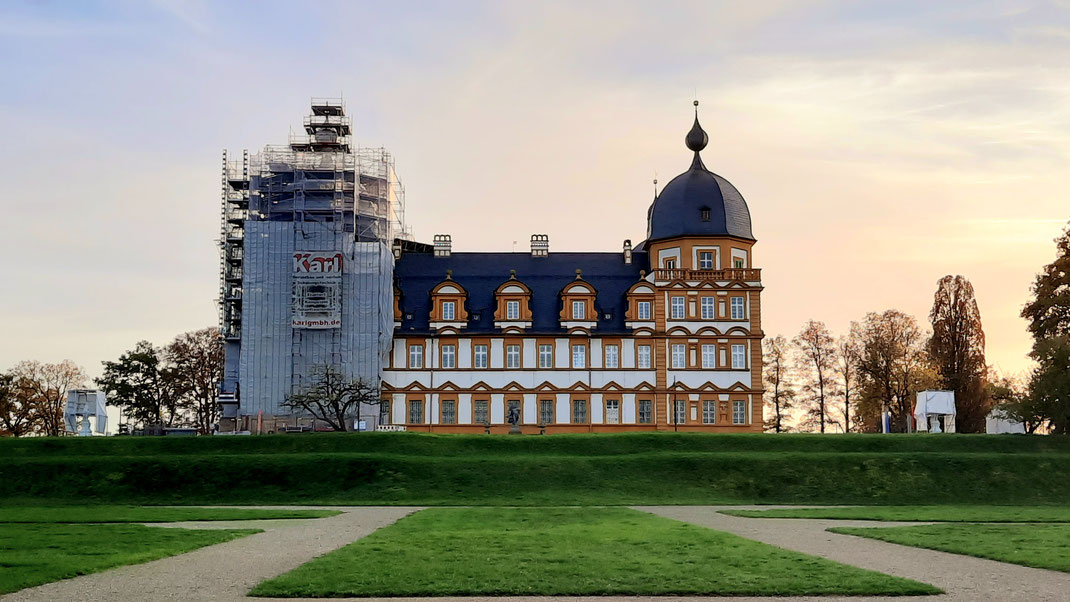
[219, 98, 409, 426]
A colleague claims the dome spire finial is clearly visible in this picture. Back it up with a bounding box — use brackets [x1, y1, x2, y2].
[685, 100, 708, 169]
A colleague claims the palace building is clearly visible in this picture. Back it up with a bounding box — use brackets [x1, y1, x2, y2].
[218, 100, 764, 433]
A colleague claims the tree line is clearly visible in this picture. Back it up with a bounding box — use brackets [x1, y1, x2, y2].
[0, 327, 224, 436]
[766, 221, 1070, 434]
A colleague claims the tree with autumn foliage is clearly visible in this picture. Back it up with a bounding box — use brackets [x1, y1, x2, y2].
[854, 310, 938, 432]
[166, 328, 224, 434]
[5, 360, 88, 436]
[927, 275, 990, 432]
[1021, 220, 1070, 434]
[762, 335, 796, 433]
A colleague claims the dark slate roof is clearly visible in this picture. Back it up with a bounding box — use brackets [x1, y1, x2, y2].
[394, 251, 650, 335]
[645, 109, 754, 243]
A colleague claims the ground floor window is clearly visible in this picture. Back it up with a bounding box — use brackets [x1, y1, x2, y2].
[572, 399, 588, 423]
[702, 400, 716, 424]
[539, 399, 554, 424]
[638, 399, 652, 424]
[408, 399, 423, 424]
[605, 399, 620, 424]
[474, 399, 489, 425]
[673, 400, 686, 425]
[507, 399, 521, 424]
[733, 400, 746, 424]
[441, 399, 457, 424]
[379, 400, 391, 425]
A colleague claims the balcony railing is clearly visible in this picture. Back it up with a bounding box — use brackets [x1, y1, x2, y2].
[652, 268, 761, 282]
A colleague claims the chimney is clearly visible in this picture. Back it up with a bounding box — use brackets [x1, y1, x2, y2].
[623, 239, 632, 264]
[433, 234, 452, 257]
[530, 234, 549, 257]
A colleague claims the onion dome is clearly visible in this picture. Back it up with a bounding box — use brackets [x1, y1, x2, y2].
[646, 102, 754, 242]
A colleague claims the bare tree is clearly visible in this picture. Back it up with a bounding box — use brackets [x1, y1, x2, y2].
[283, 364, 381, 432]
[166, 328, 224, 434]
[762, 335, 796, 433]
[794, 320, 837, 433]
[834, 324, 863, 433]
[928, 275, 990, 432]
[10, 360, 88, 436]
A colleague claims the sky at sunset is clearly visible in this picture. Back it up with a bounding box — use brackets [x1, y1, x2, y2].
[1, 0, 1068, 380]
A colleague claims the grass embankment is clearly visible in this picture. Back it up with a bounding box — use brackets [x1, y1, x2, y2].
[0, 523, 258, 595]
[3, 432, 1069, 506]
[831, 524, 1070, 573]
[723, 505, 1070, 523]
[251, 507, 939, 597]
[0, 506, 339, 523]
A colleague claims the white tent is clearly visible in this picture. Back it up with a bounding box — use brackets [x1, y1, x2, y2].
[986, 407, 1026, 434]
[914, 390, 956, 433]
[65, 389, 108, 436]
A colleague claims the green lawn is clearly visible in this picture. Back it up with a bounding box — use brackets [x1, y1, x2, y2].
[0, 505, 339, 523]
[831, 523, 1070, 573]
[250, 507, 940, 597]
[722, 505, 1070, 523]
[5, 434, 1070, 506]
[0, 523, 259, 595]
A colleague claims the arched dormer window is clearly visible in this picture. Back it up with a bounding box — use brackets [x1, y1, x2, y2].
[559, 272, 597, 330]
[494, 272, 532, 331]
[429, 274, 468, 330]
[625, 281, 656, 329]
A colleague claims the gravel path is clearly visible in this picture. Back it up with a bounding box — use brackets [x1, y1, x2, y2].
[638, 505, 1070, 602]
[6, 504, 1070, 601]
[2, 506, 419, 602]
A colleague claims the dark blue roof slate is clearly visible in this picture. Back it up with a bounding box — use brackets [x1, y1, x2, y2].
[394, 251, 650, 335]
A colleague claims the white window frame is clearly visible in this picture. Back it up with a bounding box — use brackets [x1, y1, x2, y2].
[637, 345, 651, 369]
[703, 400, 716, 424]
[442, 344, 456, 369]
[506, 344, 521, 369]
[409, 345, 423, 369]
[701, 344, 716, 369]
[730, 297, 745, 320]
[670, 296, 685, 320]
[441, 300, 455, 321]
[538, 344, 553, 368]
[699, 251, 714, 269]
[671, 343, 686, 369]
[732, 344, 746, 369]
[474, 344, 488, 369]
[638, 399, 653, 424]
[572, 344, 587, 369]
[604, 344, 619, 369]
[572, 300, 586, 320]
[506, 300, 520, 320]
[733, 400, 746, 424]
[605, 399, 620, 424]
[637, 300, 652, 320]
[700, 297, 716, 320]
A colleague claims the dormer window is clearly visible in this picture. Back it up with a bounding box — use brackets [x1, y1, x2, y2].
[625, 282, 656, 329]
[572, 300, 586, 320]
[494, 276, 533, 330]
[429, 278, 468, 330]
[559, 277, 597, 330]
[700, 207, 711, 222]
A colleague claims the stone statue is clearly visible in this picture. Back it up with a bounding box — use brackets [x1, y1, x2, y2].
[507, 404, 522, 434]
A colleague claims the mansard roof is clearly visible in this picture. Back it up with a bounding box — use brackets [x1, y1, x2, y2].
[394, 250, 648, 334]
